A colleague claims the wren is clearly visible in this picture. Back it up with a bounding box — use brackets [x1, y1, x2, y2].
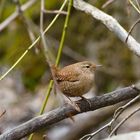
[51, 61, 101, 99]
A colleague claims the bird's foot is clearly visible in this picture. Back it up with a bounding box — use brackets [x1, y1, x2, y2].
[131, 84, 140, 92]
[65, 95, 81, 112]
[80, 96, 92, 108]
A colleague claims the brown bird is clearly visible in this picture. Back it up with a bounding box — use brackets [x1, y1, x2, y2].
[51, 61, 101, 103]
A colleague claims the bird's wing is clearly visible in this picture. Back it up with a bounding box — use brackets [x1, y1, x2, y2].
[56, 69, 80, 82]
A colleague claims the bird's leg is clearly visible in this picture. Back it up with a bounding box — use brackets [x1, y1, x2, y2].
[79, 96, 92, 108]
[53, 84, 58, 95]
[65, 95, 81, 112]
[131, 84, 140, 92]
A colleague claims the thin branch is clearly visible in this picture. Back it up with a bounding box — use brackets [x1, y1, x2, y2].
[0, 110, 6, 119]
[38, 0, 73, 117]
[102, 0, 116, 8]
[80, 122, 110, 140]
[125, 18, 140, 43]
[80, 85, 140, 140]
[29, 0, 72, 139]
[39, 0, 53, 66]
[129, 0, 140, 14]
[112, 91, 140, 121]
[109, 106, 140, 137]
[136, 0, 140, 10]
[0, 0, 6, 19]
[62, 105, 118, 140]
[40, 0, 45, 35]
[14, 0, 36, 43]
[0, 0, 37, 32]
[0, 0, 67, 81]
[73, 0, 140, 57]
[43, 9, 67, 15]
[28, 0, 47, 139]
[55, 0, 73, 66]
[0, 84, 140, 140]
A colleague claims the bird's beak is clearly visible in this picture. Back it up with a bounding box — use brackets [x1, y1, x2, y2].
[95, 64, 102, 70]
[96, 65, 102, 67]
[91, 64, 102, 70]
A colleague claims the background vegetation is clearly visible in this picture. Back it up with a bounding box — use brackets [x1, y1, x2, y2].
[0, 0, 140, 140]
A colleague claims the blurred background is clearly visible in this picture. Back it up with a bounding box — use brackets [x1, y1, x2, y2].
[0, 0, 140, 140]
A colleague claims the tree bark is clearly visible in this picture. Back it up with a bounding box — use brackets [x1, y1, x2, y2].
[0, 84, 140, 140]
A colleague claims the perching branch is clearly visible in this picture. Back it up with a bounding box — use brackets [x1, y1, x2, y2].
[80, 92, 140, 140]
[73, 0, 140, 57]
[0, 83, 140, 140]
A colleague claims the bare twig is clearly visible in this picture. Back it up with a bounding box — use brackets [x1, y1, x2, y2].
[0, 110, 6, 119]
[109, 106, 140, 137]
[0, 84, 140, 140]
[102, 0, 116, 8]
[136, 0, 140, 10]
[43, 9, 67, 15]
[73, 0, 140, 57]
[28, 0, 48, 139]
[0, 0, 37, 32]
[80, 85, 140, 140]
[129, 0, 140, 14]
[29, 0, 72, 139]
[0, 0, 67, 81]
[111, 84, 140, 125]
[80, 122, 110, 140]
[39, 0, 53, 66]
[62, 105, 119, 140]
[125, 18, 140, 43]
[14, 0, 36, 43]
[112, 91, 140, 120]
[0, 0, 6, 19]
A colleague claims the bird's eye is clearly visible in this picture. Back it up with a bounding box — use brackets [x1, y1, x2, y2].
[82, 65, 90, 68]
[85, 65, 90, 68]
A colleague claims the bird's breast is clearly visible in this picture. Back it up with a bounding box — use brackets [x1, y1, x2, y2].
[58, 74, 94, 97]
